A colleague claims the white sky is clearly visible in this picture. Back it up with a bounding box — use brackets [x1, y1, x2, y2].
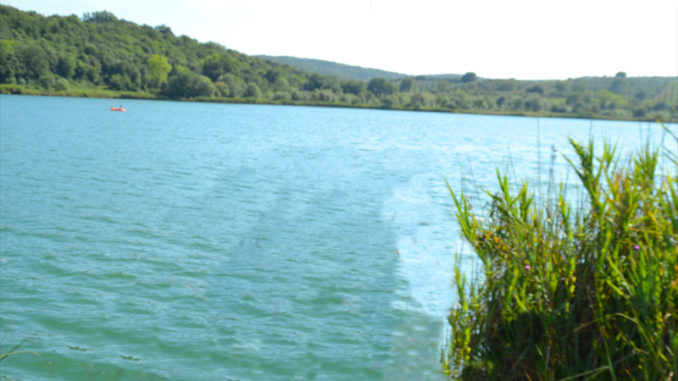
[4, 0, 677, 79]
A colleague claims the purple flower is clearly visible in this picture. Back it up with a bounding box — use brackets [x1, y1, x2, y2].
[524, 265, 531, 270]
[633, 244, 640, 251]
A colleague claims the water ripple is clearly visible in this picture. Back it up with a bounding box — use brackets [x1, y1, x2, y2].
[2, 95, 669, 380]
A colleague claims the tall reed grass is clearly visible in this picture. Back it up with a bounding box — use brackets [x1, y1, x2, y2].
[442, 126, 677, 380]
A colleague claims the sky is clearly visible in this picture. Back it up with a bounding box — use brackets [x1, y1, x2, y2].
[4, 0, 677, 79]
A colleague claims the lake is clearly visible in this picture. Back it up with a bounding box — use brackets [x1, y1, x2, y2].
[0, 95, 669, 380]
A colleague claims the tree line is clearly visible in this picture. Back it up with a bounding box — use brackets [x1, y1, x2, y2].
[1, 5, 676, 121]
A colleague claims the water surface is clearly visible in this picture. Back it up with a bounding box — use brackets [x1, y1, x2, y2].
[0, 95, 668, 380]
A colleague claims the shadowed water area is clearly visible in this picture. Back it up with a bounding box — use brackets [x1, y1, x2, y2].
[0, 95, 668, 380]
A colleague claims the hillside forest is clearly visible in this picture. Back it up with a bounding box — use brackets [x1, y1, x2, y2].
[1, 5, 676, 121]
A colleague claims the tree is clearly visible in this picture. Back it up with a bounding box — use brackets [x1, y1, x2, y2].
[367, 77, 396, 96]
[108, 73, 131, 90]
[436, 80, 451, 93]
[525, 95, 544, 112]
[341, 80, 366, 96]
[610, 73, 628, 94]
[219, 73, 244, 97]
[399, 77, 415, 92]
[303, 73, 323, 91]
[0, 40, 17, 82]
[166, 66, 216, 98]
[408, 93, 426, 108]
[82, 11, 117, 23]
[55, 55, 75, 78]
[496, 79, 516, 91]
[146, 54, 171, 87]
[460, 72, 477, 83]
[154, 24, 174, 37]
[554, 81, 568, 93]
[16, 44, 49, 80]
[244, 83, 261, 98]
[303, 73, 340, 92]
[202, 54, 237, 82]
[526, 85, 544, 95]
[264, 69, 280, 84]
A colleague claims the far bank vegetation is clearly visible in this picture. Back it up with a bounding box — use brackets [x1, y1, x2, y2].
[0, 5, 676, 121]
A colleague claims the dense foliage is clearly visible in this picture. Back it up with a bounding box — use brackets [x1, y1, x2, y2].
[1, 5, 676, 121]
[443, 130, 677, 379]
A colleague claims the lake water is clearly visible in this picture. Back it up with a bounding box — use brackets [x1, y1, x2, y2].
[0, 95, 670, 380]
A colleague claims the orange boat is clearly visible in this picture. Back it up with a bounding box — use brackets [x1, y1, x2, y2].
[110, 106, 126, 112]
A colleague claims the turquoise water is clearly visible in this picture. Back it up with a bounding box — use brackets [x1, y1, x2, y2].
[0, 95, 668, 380]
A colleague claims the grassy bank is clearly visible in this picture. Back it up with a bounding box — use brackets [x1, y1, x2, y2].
[0, 83, 156, 99]
[443, 127, 677, 379]
[1, 84, 672, 123]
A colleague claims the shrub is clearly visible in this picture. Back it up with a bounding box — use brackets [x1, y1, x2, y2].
[166, 66, 217, 99]
[443, 127, 678, 380]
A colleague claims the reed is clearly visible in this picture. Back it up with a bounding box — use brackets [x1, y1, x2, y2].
[0, 335, 40, 363]
[442, 125, 677, 379]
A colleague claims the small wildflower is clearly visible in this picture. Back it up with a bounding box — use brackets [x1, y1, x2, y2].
[524, 265, 531, 270]
[633, 244, 640, 251]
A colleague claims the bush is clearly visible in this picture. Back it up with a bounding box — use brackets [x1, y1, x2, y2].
[166, 66, 217, 99]
[443, 127, 678, 379]
[244, 83, 261, 99]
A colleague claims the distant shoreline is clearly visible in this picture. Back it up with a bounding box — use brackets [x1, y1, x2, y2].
[2, 85, 672, 123]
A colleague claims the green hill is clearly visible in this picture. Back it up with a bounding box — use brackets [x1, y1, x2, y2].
[0, 6, 318, 101]
[256, 55, 406, 82]
[1, 4, 675, 121]
[256, 56, 466, 85]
